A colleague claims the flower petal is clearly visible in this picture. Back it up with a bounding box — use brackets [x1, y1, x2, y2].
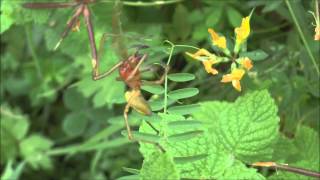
[231, 68, 245, 80]
[240, 57, 253, 70]
[232, 80, 242, 91]
[202, 60, 218, 75]
[235, 16, 251, 44]
[221, 74, 233, 83]
[208, 28, 227, 49]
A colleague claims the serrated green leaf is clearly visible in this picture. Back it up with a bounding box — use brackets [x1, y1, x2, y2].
[168, 104, 200, 115]
[141, 84, 164, 95]
[62, 112, 89, 137]
[140, 90, 279, 179]
[216, 90, 279, 161]
[20, 134, 53, 170]
[167, 73, 195, 82]
[168, 88, 199, 100]
[117, 175, 140, 180]
[240, 50, 269, 61]
[140, 151, 179, 180]
[221, 160, 265, 180]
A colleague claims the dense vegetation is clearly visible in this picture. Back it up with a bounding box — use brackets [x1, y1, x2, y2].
[1, 0, 319, 179]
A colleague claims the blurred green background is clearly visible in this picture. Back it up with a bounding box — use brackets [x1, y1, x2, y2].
[1, 0, 319, 179]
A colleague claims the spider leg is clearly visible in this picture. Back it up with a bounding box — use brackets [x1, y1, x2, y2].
[126, 54, 148, 81]
[124, 102, 133, 140]
[22, 2, 78, 9]
[54, 4, 84, 50]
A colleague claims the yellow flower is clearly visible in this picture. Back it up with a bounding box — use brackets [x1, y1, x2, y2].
[202, 59, 219, 75]
[239, 57, 253, 70]
[221, 68, 245, 91]
[315, 26, 320, 41]
[235, 16, 251, 44]
[208, 28, 227, 49]
[186, 49, 219, 75]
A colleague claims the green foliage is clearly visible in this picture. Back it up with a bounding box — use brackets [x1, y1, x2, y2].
[139, 90, 279, 179]
[140, 151, 179, 180]
[1, 0, 319, 179]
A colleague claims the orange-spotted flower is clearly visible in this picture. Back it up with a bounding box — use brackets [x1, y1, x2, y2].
[221, 68, 245, 91]
[239, 57, 253, 70]
[186, 49, 219, 75]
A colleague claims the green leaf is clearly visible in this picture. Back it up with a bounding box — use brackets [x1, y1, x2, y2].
[205, 6, 223, 27]
[0, 105, 30, 162]
[75, 74, 125, 108]
[168, 104, 200, 115]
[168, 88, 199, 100]
[168, 130, 204, 143]
[140, 151, 179, 180]
[221, 160, 265, 180]
[1, 160, 26, 180]
[215, 90, 279, 161]
[140, 90, 279, 179]
[0, 105, 29, 140]
[226, 6, 243, 27]
[20, 134, 53, 170]
[141, 84, 164, 95]
[168, 120, 203, 129]
[293, 125, 319, 170]
[167, 73, 195, 82]
[172, 4, 191, 41]
[63, 87, 88, 111]
[62, 112, 89, 137]
[117, 175, 140, 180]
[239, 50, 269, 61]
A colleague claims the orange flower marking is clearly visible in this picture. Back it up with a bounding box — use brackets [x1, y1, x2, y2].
[240, 57, 253, 70]
[221, 68, 245, 91]
[208, 28, 227, 49]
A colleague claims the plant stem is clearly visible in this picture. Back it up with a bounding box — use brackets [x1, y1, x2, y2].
[252, 162, 320, 178]
[285, 0, 320, 76]
[122, 0, 184, 7]
[25, 25, 43, 79]
[163, 40, 175, 114]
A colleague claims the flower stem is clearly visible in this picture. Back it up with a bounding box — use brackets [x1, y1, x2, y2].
[122, 0, 184, 7]
[285, 0, 320, 76]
